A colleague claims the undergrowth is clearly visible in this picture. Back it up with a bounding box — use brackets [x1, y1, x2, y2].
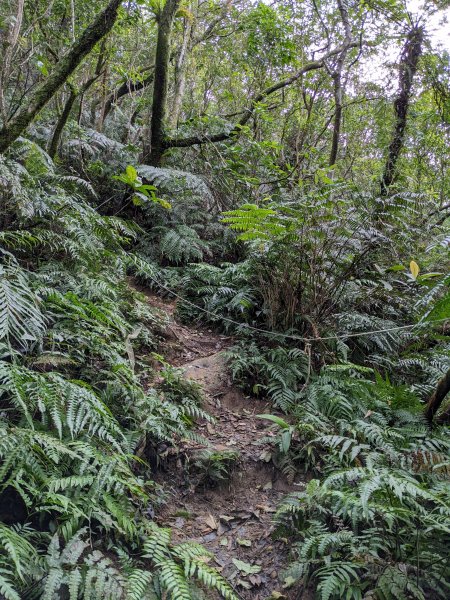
[0, 139, 237, 599]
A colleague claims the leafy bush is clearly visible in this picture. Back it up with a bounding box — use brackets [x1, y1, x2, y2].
[226, 341, 309, 411]
[267, 367, 450, 599]
[0, 140, 234, 599]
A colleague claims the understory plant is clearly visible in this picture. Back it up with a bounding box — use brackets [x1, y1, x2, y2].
[0, 139, 237, 599]
[262, 366, 450, 599]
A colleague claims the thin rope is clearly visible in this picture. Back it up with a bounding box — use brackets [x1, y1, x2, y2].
[144, 273, 449, 343]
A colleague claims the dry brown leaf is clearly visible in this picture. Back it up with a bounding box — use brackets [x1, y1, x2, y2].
[204, 513, 218, 530]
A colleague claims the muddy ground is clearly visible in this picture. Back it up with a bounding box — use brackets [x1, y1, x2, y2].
[139, 287, 307, 599]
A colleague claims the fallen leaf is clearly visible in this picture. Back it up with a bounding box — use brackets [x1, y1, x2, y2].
[237, 579, 252, 590]
[204, 513, 218, 530]
[220, 537, 228, 546]
[219, 514, 234, 522]
[259, 449, 272, 462]
[237, 538, 252, 547]
[232, 558, 262, 575]
[256, 504, 276, 513]
[283, 576, 296, 588]
[263, 481, 273, 490]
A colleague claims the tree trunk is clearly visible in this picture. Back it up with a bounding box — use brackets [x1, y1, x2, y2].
[0, 0, 121, 154]
[329, 0, 352, 167]
[424, 367, 450, 425]
[0, 0, 25, 123]
[169, 9, 193, 129]
[380, 26, 424, 196]
[48, 87, 78, 159]
[144, 0, 182, 166]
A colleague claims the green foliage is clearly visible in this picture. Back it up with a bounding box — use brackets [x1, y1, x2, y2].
[143, 523, 238, 599]
[177, 261, 259, 329]
[0, 140, 234, 599]
[226, 342, 308, 411]
[0, 258, 46, 349]
[272, 368, 450, 599]
[157, 224, 212, 264]
[191, 449, 240, 487]
[113, 165, 171, 209]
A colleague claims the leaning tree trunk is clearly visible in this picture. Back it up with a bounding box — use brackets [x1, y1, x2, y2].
[380, 26, 424, 196]
[48, 86, 78, 159]
[144, 0, 182, 166]
[424, 367, 450, 425]
[0, 0, 121, 154]
[48, 70, 102, 159]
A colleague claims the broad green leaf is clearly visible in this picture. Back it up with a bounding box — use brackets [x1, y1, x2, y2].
[257, 414, 290, 429]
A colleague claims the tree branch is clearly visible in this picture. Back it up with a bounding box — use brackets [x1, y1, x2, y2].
[0, 0, 122, 154]
[102, 65, 156, 120]
[163, 41, 359, 150]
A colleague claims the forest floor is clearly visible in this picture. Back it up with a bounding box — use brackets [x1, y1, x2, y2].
[140, 288, 304, 600]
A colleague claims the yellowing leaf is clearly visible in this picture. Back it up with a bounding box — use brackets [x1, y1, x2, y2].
[410, 260, 420, 280]
[204, 514, 218, 530]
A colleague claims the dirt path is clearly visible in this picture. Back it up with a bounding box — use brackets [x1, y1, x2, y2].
[142, 289, 298, 599]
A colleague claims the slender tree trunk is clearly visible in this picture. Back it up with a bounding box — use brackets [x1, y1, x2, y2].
[329, 0, 352, 167]
[169, 10, 193, 129]
[144, 0, 182, 166]
[48, 87, 78, 159]
[380, 26, 424, 196]
[329, 71, 344, 167]
[0, 0, 121, 154]
[96, 65, 110, 132]
[425, 368, 450, 425]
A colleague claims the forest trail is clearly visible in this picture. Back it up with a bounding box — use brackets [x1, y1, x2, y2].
[140, 288, 299, 600]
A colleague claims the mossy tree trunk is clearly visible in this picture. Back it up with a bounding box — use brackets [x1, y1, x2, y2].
[144, 0, 182, 166]
[0, 0, 122, 154]
[329, 0, 352, 167]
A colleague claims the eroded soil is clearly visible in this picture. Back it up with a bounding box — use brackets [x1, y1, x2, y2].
[141, 287, 301, 599]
